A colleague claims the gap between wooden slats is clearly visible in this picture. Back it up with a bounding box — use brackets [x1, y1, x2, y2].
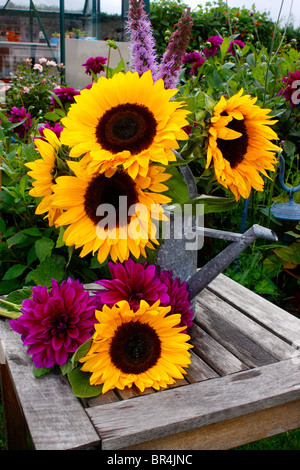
[207, 274, 300, 345]
[197, 288, 298, 362]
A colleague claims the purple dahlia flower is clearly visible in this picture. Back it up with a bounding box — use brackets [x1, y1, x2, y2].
[34, 122, 64, 146]
[278, 69, 300, 108]
[82, 56, 107, 76]
[10, 278, 97, 369]
[183, 51, 206, 76]
[158, 270, 194, 333]
[227, 39, 245, 56]
[203, 35, 223, 58]
[8, 106, 33, 138]
[51, 86, 80, 107]
[94, 259, 170, 311]
[94, 259, 194, 332]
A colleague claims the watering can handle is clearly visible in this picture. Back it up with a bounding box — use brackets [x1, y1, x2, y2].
[279, 154, 300, 195]
[186, 224, 278, 301]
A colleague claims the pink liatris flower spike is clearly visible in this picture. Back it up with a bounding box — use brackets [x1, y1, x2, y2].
[156, 7, 193, 89]
[126, 0, 159, 78]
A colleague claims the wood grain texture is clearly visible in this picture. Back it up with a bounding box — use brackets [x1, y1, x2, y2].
[208, 274, 300, 345]
[0, 319, 100, 450]
[123, 400, 300, 450]
[86, 359, 300, 450]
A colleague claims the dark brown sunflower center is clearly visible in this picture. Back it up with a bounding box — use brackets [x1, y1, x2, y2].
[95, 103, 157, 155]
[217, 114, 249, 168]
[83, 170, 139, 227]
[110, 321, 161, 374]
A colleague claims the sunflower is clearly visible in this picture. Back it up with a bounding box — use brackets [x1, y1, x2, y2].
[25, 128, 63, 226]
[50, 162, 172, 264]
[206, 89, 281, 200]
[59, 70, 189, 180]
[79, 300, 192, 393]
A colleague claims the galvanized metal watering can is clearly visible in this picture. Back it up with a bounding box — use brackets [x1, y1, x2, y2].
[156, 151, 278, 304]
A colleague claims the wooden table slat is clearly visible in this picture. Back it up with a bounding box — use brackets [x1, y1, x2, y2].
[197, 288, 298, 361]
[86, 358, 300, 450]
[208, 274, 300, 345]
[189, 323, 248, 376]
[195, 297, 279, 367]
[0, 320, 100, 450]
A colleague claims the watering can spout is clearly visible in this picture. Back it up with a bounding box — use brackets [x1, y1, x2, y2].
[186, 224, 278, 301]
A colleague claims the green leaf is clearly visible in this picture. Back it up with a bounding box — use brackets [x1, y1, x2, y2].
[254, 278, 277, 295]
[60, 359, 74, 376]
[7, 231, 29, 248]
[23, 227, 42, 237]
[0, 280, 20, 295]
[32, 257, 65, 287]
[0, 218, 6, 235]
[33, 365, 53, 378]
[56, 226, 65, 248]
[6, 286, 33, 306]
[43, 111, 61, 122]
[67, 367, 102, 398]
[3, 264, 27, 280]
[163, 166, 189, 205]
[71, 337, 92, 368]
[183, 195, 238, 214]
[35, 237, 55, 262]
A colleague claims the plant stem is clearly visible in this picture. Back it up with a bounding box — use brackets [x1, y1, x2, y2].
[0, 298, 21, 311]
[263, 0, 285, 107]
[0, 307, 21, 319]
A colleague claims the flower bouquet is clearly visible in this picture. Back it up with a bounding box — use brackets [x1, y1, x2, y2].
[1, 0, 282, 398]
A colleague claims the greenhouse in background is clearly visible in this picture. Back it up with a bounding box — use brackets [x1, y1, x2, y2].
[0, 0, 145, 87]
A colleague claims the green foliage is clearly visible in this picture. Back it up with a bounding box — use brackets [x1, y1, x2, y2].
[4, 58, 63, 119]
[150, 0, 283, 57]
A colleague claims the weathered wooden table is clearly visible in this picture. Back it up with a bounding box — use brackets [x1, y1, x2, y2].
[1, 274, 299, 450]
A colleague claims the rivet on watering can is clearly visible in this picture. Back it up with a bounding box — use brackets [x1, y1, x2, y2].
[270, 154, 300, 221]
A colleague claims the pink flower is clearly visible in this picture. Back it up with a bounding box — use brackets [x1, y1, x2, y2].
[10, 278, 97, 369]
[82, 56, 107, 76]
[94, 259, 170, 311]
[33, 63, 43, 72]
[203, 35, 223, 58]
[156, 8, 193, 88]
[158, 270, 194, 332]
[126, 0, 159, 78]
[227, 39, 245, 56]
[183, 51, 206, 76]
[94, 259, 194, 332]
[23, 86, 30, 93]
[8, 106, 33, 138]
[278, 69, 300, 108]
[39, 57, 48, 64]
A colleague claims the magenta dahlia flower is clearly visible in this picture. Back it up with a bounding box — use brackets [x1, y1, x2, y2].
[34, 122, 64, 146]
[183, 51, 206, 76]
[94, 260, 194, 332]
[94, 259, 170, 311]
[51, 86, 80, 107]
[9, 278, 97, 369]
[227, 39, 245, 56]
[82, 56, 107, 76]
[278, 70, 300, 108]
[158, 270, 194, 333]
[203, 35, 223, 58]
[8, 106, 33, 138]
